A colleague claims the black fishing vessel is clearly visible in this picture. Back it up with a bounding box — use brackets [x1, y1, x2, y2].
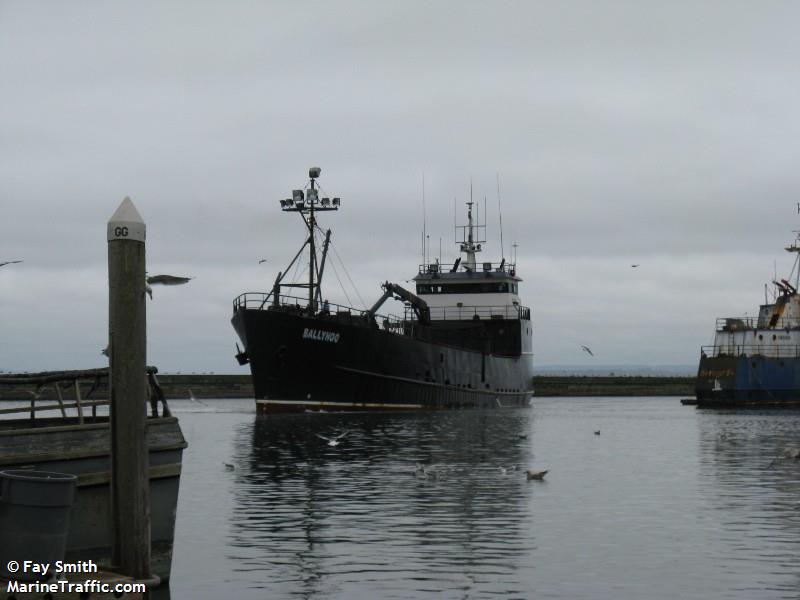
[231, 168, 534, 414]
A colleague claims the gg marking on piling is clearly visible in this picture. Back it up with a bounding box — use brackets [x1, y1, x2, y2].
[107, 196, 146, 242]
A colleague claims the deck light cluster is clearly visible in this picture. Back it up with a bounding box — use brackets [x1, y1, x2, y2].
[278, 183, 341, 213]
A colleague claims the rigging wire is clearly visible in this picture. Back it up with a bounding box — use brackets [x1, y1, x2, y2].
[327, 252, 354, 308]
[313, 223, 367, 310]
[329, 241, 367, 309]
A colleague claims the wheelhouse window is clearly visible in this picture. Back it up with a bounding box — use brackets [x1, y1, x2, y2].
[417, 282, 513, 294]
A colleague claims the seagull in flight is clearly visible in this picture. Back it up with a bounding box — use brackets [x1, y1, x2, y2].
[316, 431, 349, 447]
[146, 274, 193, 286]
[258, 259, 268, 264]
[188, 388, 208, 407]
[0, 260, 22, 268]
[631, 264, 640, 268]
[26, 385, 50, 399]
[145, 274, 193, 299]
[581, 345, 594, 357]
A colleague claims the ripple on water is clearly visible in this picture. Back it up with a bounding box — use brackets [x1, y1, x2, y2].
[168, 398, 800, 599]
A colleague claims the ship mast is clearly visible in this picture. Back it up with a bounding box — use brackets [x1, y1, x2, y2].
[785, 230, 800, 291]
[457, 197, 485, 272]
[274, 167, 341, 313]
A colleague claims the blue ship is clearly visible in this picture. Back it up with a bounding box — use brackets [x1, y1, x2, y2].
[696, 231, 800, 406]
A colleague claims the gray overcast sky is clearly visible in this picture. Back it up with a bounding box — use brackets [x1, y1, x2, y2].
[2, 1, 800, 374]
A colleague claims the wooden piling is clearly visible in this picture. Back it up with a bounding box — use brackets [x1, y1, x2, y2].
[107, 197, 151, 580]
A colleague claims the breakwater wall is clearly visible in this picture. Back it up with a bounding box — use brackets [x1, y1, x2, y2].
[0, 374, 695, 400]
[534, 376, 695, 397]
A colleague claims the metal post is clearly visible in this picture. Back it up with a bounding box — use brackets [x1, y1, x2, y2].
[107, 197, 151, 580]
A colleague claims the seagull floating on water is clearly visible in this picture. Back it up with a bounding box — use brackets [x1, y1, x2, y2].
[526, 469, 548, 481]
[0, 260, 22, 268]
[317, 431, 349, 447]
[224, 462, 235, 471]
[594, 430, 601, 436]
[783, 446, 800, 459]
[581, 345, 594, 357]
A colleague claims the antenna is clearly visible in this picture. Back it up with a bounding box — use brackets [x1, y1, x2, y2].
[422, 173, 427, 266]
[497, 173, 505, 260]
[484, 195, 487, 244]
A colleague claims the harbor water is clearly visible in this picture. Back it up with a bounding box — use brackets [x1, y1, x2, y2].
[163, 396, 800, 599]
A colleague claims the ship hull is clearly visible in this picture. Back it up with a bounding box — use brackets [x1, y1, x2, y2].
[695, 354, 800, 407]
[232, 308, 534, 414]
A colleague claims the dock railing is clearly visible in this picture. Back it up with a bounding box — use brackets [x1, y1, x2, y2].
[0, 366, 170, 423]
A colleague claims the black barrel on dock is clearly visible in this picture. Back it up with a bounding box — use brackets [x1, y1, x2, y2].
[0, 470, 77, 581]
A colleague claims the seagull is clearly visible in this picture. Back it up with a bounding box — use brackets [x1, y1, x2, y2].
[188, 388, 208, 406]
[144, 274, 193, 299]
[581, 345, 594, 357]
[499, 466, 508, 475]
[0, 260, 22, 268]
[25, 385, 49, 399]
[783, 446, 800, 459]
[518, 434, 528, 439]
[594, 430, 601, 436]
[258, 259, 268, 264]
[146, 274, 193, 286]
[101, 345, 109, 357]
[631, 264, 640, 268]
[526, 469, 548, 481]
[317, 431, 349, 447]
[224, 462, 235, 471]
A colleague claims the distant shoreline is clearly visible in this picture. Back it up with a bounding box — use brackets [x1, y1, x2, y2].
[0, 374, 696, 400]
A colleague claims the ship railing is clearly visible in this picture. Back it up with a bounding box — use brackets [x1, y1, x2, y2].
[405, 304, 531, 322]
[715, 316, 800, 331]
[701, 344, 800, 358]
[232, 292, 397, 322]
[418, 261, 517, 276]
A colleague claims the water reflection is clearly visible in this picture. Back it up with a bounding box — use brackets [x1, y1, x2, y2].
[166, 398, 800, 599]
[227, 410, 535, 598]
[696, 409, 800, 597]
